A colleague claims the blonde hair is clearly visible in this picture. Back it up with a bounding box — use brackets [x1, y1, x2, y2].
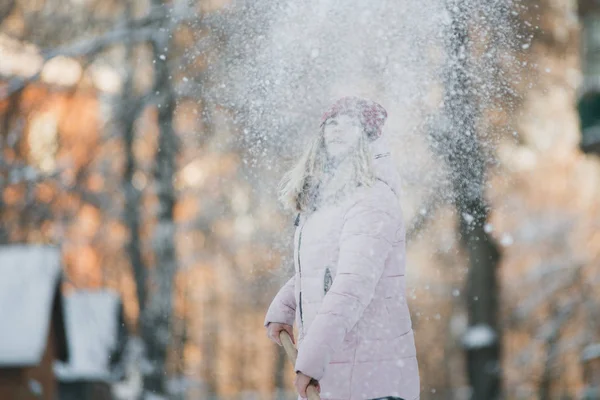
[278, 124, 376, 213]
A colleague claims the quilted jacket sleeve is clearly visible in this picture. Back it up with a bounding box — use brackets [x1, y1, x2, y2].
[264, 276, 296, 327]
[294, 190, 398, 380]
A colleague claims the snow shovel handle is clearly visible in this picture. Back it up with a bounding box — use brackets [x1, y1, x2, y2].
[279, 330, 321, 400]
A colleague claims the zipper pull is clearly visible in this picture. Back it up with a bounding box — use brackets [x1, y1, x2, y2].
[294, 213, 300, 227]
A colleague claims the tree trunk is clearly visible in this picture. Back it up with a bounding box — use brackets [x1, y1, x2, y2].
[201, 285, 219, 400]
[0, 92, 22, 244]
[120, 2, 148, 329]
[441, 1, 503, 399]
[140, 0, 179, 395]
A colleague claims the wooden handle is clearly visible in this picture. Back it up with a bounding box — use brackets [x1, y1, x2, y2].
[306, 385, 320, 400]
[280, 329, 297, 365]
[279, 330, 321, 400]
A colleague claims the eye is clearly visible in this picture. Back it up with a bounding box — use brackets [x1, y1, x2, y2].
[327, 120, 338, 126]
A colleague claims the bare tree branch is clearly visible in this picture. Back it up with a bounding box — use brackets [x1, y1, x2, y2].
[1, 25, 157, 101]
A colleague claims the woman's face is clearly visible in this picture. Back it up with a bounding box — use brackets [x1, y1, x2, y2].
[322, 114, 362, 162]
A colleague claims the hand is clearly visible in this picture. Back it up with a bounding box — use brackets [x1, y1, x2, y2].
[295, 371, 320, 398]
[266, 322, 295, 346]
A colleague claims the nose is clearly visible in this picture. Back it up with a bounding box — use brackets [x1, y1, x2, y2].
[327, 131, 343, 141]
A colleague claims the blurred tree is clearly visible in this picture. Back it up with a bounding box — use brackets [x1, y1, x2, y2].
[0, 89, 22, 244]
[578, 0, 600, 155]
[133, 0, 179, 395]
[0, 0, 185, 396]
[118, 1, 148, 328]
[435, 1, 503, 399]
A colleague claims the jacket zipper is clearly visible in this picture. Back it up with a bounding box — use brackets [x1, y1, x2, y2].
[297, 215, 306, 335]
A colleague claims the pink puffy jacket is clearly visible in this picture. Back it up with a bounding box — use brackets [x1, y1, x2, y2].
[265, 137, 420, 400]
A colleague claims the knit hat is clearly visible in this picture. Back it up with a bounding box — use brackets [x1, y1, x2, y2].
[320, 96, 388, 140]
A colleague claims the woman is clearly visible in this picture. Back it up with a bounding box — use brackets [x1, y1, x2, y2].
[264, 97, 420, 400]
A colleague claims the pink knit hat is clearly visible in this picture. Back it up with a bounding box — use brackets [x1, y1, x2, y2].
[320, 96, 388, 140]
